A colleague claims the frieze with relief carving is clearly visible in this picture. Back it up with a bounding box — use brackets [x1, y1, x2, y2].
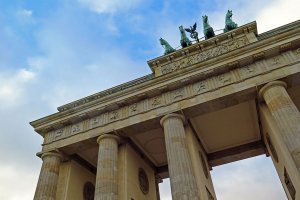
[267, 55, 284, 70]
[71, 123, 83, 134]
[172, 88, 185, 100]
[216, 72, 233, 87]
[129, 103, 139, 116]
[90, 116, 103, 129]
[110, 110, 120, 121]
[161, 36, 249, 75]
[47, 50, 296, 144]
[151, 96, 162, 108]
[193, 80, 211, 94]
[240, 63, 260, 80]
[54, 129, 64, 139]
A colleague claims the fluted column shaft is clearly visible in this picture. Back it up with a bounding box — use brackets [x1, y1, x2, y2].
[259, 81, 300, 172]
[160, 114, 200, 200]
[95, 134, 120, 200]
[34, 152, 63, 200]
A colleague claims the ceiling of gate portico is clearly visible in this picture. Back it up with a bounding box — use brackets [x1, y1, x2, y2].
[190, 100, 261, 153]
[127, 99, 262, 168]
[130, 128, 167, 166]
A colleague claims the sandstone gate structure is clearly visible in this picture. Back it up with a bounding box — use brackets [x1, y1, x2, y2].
[30, 20, 300, 200]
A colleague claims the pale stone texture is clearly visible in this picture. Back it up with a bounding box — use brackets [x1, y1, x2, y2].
[260, 105, 300, 200]
[259, 81, 300, 173]
[34, 152, 63, 200]
[185, 126, 217, 199]
[95, 134, 120, 200]
[160, 114, 200, 200]
[56, 160, 96, 200]
[120, 144, 158, 200]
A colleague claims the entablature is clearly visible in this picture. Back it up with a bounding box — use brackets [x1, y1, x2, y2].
[40, 60, 300, 160]
[30, 20, 300, 139]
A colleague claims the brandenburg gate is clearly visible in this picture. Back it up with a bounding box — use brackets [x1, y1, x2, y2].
[30, 19, 300, 200]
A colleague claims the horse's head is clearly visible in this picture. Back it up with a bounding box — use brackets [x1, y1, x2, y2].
[226, 10, 233, 18]
[159, 38, 164, 45]
[179, 25, 184, 33]
[202, 15, 208, 23]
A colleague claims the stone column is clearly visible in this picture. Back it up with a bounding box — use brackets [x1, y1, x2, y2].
[160, 114, 200, 200]
[94, 134, 120, 200]
[259, 81, 300, 172]
[34, 152, 63, 200]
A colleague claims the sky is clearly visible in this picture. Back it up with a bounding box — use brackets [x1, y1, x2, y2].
[0, 0, 299, 199]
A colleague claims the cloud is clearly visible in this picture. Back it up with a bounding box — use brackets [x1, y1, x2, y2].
[0, 164, 39, 200]
[255, 0, 300, 32]
[15, 8, 35, 25]
[13, 4, 152, 111]
[211, 156, 286, 200]
[78, 0, 141, 14]
[0, 68, 36, 109]
[17, 9, 32, 17]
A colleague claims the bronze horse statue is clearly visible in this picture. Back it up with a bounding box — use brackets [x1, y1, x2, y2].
[202, 15, 215, 39]
[179, 25, 192, 48]
[224, 10, 238, 32]
[159, 38, 175, 55]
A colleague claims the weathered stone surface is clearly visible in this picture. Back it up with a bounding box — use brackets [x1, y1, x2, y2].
[95, 134, 120, 200]
[160, 114, 199, 200]
[34, 152, 63, 200]
[259, 81, 300, 172]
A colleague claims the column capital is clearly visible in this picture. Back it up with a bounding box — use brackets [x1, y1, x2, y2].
[97, 133, 120, 144]
[259, 80, 287, 100]
[160, 113, 185, 126]
[41, 151, 63, 161]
